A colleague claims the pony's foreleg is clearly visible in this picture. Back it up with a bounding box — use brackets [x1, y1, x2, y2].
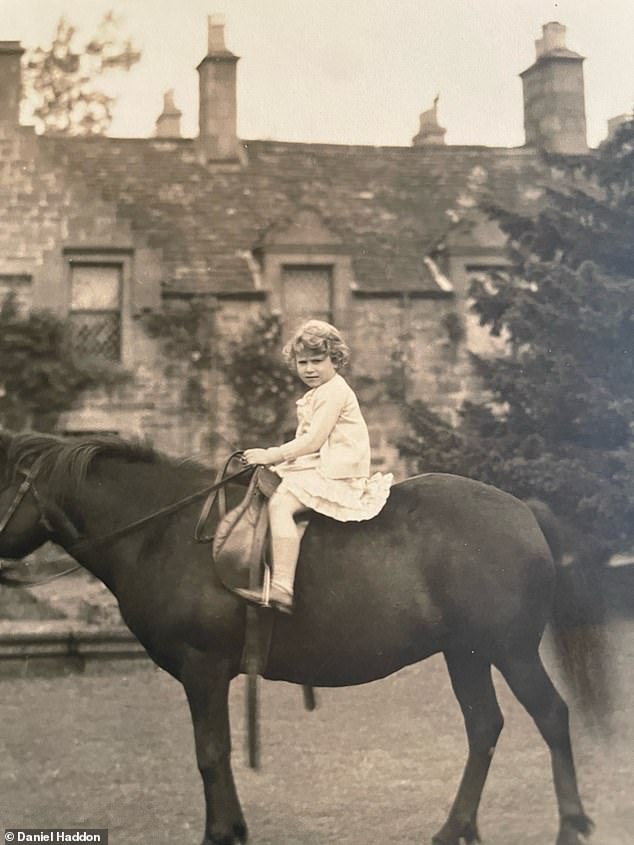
[432, 650, 504, 845]
[182, 652, 247, 845]
[496, 649, 593, 845]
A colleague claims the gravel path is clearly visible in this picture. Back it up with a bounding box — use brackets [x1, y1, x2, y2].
[1, 621, 632, 845]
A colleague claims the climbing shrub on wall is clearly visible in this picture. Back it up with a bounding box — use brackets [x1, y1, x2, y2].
[222, 313, 298, 444]
[140, 297, 216, 414]
[384, 331, 415, 403]
[0, 292, 129, 431]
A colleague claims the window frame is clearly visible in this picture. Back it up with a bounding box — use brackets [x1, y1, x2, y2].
[264, 250, 354, 329]
[280, 263, 335, 326]
[69, 262, 123, 362]
[64, 250, 133, 366]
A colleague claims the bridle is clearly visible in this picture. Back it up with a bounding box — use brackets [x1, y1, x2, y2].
[0, 457, 58, 535]
[0, 452, 253, 587]
[0, 456, 78, 586]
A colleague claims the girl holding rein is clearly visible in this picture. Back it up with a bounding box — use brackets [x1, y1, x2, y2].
[238, 319, 393, 613]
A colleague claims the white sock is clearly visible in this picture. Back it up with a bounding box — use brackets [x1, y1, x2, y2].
[271, 535, 300, 593]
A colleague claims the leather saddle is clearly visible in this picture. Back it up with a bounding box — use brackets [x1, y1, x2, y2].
[196, 456, 280, 594]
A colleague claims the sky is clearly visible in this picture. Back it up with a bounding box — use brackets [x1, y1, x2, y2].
[2, 0, 633, 148]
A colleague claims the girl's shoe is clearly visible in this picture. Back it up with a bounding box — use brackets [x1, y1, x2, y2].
[270, 584, 294, 614]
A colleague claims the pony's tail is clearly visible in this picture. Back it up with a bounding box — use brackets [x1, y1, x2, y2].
[526, 499, 613, 732]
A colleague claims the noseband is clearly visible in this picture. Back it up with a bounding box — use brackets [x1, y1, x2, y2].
[0, 458, 86, 586]
[0, 457, 54, 537]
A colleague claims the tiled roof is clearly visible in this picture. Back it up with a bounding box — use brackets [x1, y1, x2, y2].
[42, 135, 545, 296]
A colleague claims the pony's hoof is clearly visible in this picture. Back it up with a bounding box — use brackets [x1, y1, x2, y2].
[200, 822, 248, 845]
[556, 814, 594, 845]
[432, 820, 481, 845]
[234, 820, 248, 843]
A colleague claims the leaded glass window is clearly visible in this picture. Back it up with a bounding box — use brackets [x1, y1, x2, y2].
[281, 265, 333, 327]
[70, 264, 122, 361]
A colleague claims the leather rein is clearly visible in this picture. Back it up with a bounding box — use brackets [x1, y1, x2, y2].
[0, 453, 252, 588]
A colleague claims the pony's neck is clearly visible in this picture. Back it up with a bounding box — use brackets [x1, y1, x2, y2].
[60, 456, 209, 582]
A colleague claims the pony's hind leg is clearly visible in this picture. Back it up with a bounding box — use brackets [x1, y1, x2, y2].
[432, 650, 504, 845]
[496, 648, 593, 845]
[181, 651, 247, 845]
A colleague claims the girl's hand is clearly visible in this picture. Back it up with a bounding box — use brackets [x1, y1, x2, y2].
[243, 448, 276, 466]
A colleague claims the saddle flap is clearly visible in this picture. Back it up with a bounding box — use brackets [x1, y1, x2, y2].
[256, 466, 281, 498]
[212, 467, 280, 591]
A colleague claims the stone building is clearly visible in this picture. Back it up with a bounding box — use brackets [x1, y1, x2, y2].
[0, 20, 596, 474]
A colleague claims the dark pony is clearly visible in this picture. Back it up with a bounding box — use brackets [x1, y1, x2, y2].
[0, 430, 608, 845]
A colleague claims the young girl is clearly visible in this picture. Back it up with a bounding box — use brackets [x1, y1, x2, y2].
[237, 319, 393, 613]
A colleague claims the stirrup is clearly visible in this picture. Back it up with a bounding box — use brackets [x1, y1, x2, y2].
[234, 576, 293, 614]
[234, 586, 293, 614]
[234, 562, 272, 606]
[260, 564, 295, 613]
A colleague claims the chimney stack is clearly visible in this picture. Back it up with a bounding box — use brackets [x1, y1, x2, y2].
[520, 22, 587, 155]
[0, 41, 24, 126]
[412, 96, 447, 146]
[156, 90, 182, 138]
[197, 14, 239, 161]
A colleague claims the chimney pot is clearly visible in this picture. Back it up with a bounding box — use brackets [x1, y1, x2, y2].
[535, 22, 567, 58]
[208, 14, 227, 53]
[412, 95, 446, 147]
[163, 89, 180, 115]
[156, 89, 182, 138]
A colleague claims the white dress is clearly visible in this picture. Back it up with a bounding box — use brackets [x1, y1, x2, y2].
[273, 375, 393, 522]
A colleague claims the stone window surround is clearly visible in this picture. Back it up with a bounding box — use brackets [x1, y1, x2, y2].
[63, 248, 134, 367]
[262, 245, 354, 329]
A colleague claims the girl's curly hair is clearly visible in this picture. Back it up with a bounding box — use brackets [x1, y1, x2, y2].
[282, 319, 350, 371]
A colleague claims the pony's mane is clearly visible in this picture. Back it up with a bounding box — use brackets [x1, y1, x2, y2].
[1, 431, 206, 499]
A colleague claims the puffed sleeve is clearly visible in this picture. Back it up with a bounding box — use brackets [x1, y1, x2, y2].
[278, 378, 348, 461]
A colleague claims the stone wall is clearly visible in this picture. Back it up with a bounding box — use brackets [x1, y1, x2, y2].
[346, 295, 478, 476]
[0, 116, 484, 472]
[0, 120, 196, 455]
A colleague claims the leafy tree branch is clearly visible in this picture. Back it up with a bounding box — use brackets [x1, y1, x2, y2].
[23, 11, 141, 136]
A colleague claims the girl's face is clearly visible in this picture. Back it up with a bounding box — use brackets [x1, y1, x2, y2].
[295, 350, 337, 388]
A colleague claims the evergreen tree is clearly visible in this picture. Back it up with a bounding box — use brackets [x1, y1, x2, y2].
[23, 12, 141, 136]
[401, 119, 634, 561]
